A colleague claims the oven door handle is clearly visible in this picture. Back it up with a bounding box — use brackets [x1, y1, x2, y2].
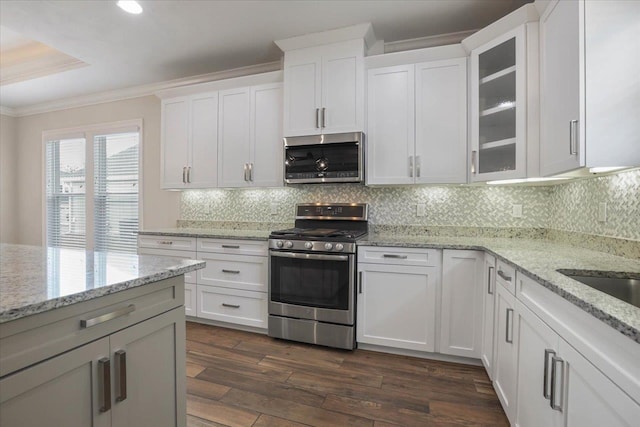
[269, 251, 350, 262]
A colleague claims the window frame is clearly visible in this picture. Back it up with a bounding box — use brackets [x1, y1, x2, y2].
[41, 119, 144, 251]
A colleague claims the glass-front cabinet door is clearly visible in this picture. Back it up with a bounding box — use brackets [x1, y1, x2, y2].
[470, 26, 527, 182]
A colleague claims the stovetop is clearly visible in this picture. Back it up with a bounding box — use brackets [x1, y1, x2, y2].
[270, 227, 367, 241]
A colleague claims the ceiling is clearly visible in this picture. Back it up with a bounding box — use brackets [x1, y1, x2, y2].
[0, 0, 530, 112]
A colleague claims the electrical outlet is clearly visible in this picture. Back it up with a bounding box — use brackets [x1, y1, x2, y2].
[270, 203, 279, 216]
[416, 203, 426, 217]
[598, 202, 607, 222]
[204, 201, 212, 215]
[512, 204, 523, 218]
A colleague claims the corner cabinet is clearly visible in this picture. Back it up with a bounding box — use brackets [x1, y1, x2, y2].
[469, 23, 539, 182]
[283, 39, 365, 137]
[539, 0, 640, 175]
[218, 83, 283, 188]
[161, 93, 218, 189]
[366, 57, 467, 185]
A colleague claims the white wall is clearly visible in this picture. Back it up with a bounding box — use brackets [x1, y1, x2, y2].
[0, 114, 19, 243]
[14, 96, 180, 245]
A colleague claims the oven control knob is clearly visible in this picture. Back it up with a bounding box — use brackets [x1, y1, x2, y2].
[304, 242, 313, 249]
[285, 241, 294, 249]
[275, 240, 284, 248]
[335, 243, 344, 252]
[324, 243, 333, 251]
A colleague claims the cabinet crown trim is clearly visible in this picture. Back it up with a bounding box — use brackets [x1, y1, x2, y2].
[275, 22, 376, 52]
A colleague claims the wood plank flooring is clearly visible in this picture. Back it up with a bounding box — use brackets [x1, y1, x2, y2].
[185, 322, 509, 427]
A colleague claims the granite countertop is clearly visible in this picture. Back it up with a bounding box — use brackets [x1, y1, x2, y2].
[138, 227, 270, 240]
[360, 234, 640, 344]
[0, 244, 206, 323]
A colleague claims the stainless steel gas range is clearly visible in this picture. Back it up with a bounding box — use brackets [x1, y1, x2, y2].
[267, 203, 369, 350]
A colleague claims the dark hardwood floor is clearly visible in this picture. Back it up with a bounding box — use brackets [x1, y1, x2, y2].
[185, 322, 509, 427]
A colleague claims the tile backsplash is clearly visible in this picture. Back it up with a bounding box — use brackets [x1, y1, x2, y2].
[181, 169, 640, 241]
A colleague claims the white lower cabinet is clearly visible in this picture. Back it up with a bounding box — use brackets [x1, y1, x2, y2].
[357, 256, 440, 352]
[0, 306, 185, 427]
[493, 280, 519, 423]
[184, 283, 196, 316]
[196, 285, 267, 329]
[440, 250, 484, 358]
[480, 253, 496, 378]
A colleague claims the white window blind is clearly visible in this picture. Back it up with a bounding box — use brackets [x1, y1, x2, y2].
[46, 138, 87, 249]
[45, 126, 140, 254]
[93, 132, 139, 253]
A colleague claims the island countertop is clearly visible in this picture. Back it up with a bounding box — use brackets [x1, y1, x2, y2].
[0, 244, 205, 323]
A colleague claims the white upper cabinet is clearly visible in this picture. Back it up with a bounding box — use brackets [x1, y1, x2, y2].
[161, 92, 218, 189]
[282, 39, 365, 137]
[218, 83, 283, 188]
[366, 56, 467, 185]
[539, 0, 640, 176]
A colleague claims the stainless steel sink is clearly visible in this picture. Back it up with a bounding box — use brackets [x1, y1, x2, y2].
[557, 269, 640, 309]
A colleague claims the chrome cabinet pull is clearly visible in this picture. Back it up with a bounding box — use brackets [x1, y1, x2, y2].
[158, 240, 173, 245]
[221, 244, 240, 249]
[248, 162, 253, 181]
[222, 303, 240, 308]
[505, 308, 514, 343]
[358, 271, 363, 294]
[383, 254, 408, 259]
[409, 156, 414, 177]
[222, 269, 240, 274]
[488, 266, 494, 295]
[315, 108, 320, 129]
[569, 120, 578, 155]
[115, 350, 127, 402]
[550, 356, 565, 412]
[243, 163, 249, 181]
[187, 166, 191, 183]
[81, 304, 136, 328]
[98, 357, 111, 413]
[471, 150, 477, 174]
[543, 349, 556, 400]
[415, 155, 421, 178]
[497, 269, 512, 282]
[182, 166, 187, 183]
[321, 107, 326, 128]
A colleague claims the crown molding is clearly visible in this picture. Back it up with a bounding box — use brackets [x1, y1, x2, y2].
[275, 22, 376, 51]
[5, 61, 282, 117]
[384, 30, 478, 53]
[0, 106, 18, 117]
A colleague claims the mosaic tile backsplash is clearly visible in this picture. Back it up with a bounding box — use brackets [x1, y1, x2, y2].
[181, 169, 640, 241]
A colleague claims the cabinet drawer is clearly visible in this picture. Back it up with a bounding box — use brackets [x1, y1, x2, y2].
[358, 246, 440, 267]
[197, 238, 267, 256]
[137, 248, 197, 284]
[495, 259, 516, 295]
[185, 283, 196, 317]
[197, 253, 267, 292]
[0, 276, 184, 377]
[196, 286, 267, 329]
[138, 235, 197, 251]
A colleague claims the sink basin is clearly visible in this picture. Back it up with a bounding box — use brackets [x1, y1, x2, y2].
[557, 270, 640, 309]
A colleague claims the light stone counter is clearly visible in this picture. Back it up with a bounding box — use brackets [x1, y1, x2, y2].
[0, 244, 205, 323]
[360, 234, 640, 344]
[138, 227, 271, 240]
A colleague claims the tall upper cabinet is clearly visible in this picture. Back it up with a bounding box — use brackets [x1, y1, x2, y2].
[366, 46, 468, 185]
[463, 5, 540, 182]
[276, 23, 376, 137]
[539, 0, 640, 176]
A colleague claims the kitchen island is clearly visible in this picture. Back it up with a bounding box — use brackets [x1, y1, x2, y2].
[0, 243, 205, 427]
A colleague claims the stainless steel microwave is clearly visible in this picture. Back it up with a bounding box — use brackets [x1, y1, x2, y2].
[283, 132, 364, 184]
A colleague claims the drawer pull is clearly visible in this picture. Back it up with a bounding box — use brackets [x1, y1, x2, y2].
[98, 357, 111, 413]
[222, 303, 240, 309]
[497, 269, 512, 282]
[81, 304, 136, 328]
[158, 241, 173, 245]
[115, 350, 127, 402]
[222, 269, 241, 274]
[222, 244, 240, 249]
[383, 254, 408, 259]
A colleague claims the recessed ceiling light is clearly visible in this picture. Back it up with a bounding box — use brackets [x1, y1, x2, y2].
[117, 1, 143, 15]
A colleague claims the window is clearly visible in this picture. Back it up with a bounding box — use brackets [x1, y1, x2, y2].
[45, 122, 141, 253]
